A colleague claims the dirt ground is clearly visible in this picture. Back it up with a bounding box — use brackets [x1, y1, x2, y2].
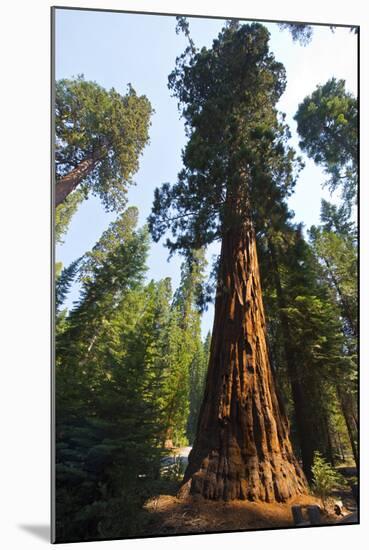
[145, 455, 358, 536]
[144, 493, 347, 536]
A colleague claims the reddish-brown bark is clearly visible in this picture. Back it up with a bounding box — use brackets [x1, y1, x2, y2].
[181, 221, 307, 502]
[55, 157, 98, 207]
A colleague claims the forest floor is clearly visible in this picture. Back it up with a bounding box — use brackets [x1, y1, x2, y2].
[144, 492, 347, 535]
[143, 450, 358, 536]
[144, 485, 359, 536]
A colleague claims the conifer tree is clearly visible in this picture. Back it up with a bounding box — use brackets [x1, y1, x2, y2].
[309, 201, 358, 466]
[57, 207, 149, 366]
[294, 78, 357, 210]
[55, 257, 82, 312]
[259, 217, 357, 475]
[55, 208, 167, 541]
[149, 21, 307, 501]
[158, 251, 207, 447]
[310, 201, 357, 338]
[54, 77, 153, 241]
[187, 332, 211, 444]
[55, 77, 152, 208]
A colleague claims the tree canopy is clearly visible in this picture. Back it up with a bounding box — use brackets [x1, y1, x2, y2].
[55, 77, 153, 212]
[278, 23, 313, 45]
[149, 22, 300, 260]
[294, 78, 357, 209]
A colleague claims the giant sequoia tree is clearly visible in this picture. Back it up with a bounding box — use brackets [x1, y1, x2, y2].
[149, 22, 307, 502]
[55, 77, 152, 210]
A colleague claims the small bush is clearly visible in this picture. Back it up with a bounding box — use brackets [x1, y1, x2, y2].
[311, 451, 346, 509]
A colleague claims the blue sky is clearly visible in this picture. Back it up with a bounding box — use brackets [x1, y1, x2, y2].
[55, 8, 357, 337]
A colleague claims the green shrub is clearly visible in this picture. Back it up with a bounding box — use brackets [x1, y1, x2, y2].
[311, 451, 346, 509]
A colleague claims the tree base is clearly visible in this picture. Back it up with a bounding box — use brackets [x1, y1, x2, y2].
[182, 225, 308, 503]
[183, 439, 307, 502]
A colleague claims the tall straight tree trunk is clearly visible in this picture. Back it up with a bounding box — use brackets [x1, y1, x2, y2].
[55, 156, 98, 207]
[181, 221, 307, 501]
[321, 256, 357, 337]
[336, 386, 358, 468]
[268, 240, 321, 480]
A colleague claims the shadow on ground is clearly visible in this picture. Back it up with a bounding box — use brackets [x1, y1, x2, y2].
[18, 524, 50, 542]
[144, 493, 330, 536]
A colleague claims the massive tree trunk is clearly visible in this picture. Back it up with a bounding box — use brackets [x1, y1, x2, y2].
[55, 156, 98, 207]
[181, 222, 307, 501]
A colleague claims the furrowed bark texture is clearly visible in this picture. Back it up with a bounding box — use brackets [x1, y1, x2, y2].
[182, 223, 307, 502]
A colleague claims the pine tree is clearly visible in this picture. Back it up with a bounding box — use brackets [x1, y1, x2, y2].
[159, 251, 207, 447]
[187, 332, 211, 444]
[259, 220, 357, 476]
[56, 207, 149, 367]
[55, 208, 168, 541]
[310, 201, 357, 338]
[55, 257, 82, 312]
[309, 200, 358, 466]
[55, 188, 85, 244]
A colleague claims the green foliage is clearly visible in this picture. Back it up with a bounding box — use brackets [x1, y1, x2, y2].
[55, 261, 63, 279]
[57, 208, 149, 363]
[281, 260, 345, 460]
[278, 23, 313, 45]
[283, 292, 346, 385]
[54, 20, 358, 540]
[149, 23, 301, 261]
[55, 205, 207, 541]
[55, 188, 85, 243]
[311, 451, 346, 508]
[310, 229, 357, 335]
[308, 200, 358, 466]
[278, 24, 357, 47]
[309, 200, 357, 339]
[258, 220, 356, 475]
[175, 16, 195, 52]
[55, 257, 81, 312]
[294, 78, 357, 209]
[55, 209, 161, 541]
[187, 331, 210, 443]
[319, 199, 356, 236]
[159, 250, 207, 446]
[56, 76, 153, 211]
